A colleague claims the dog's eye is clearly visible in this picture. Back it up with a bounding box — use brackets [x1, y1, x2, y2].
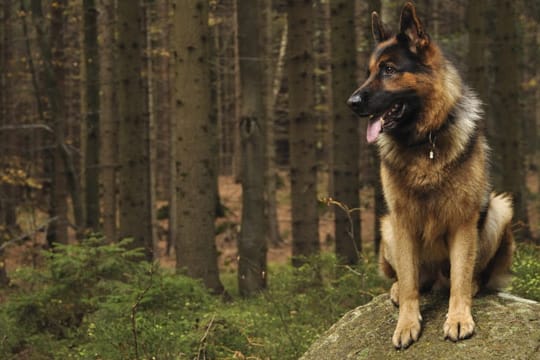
[382, 64, 397, 76]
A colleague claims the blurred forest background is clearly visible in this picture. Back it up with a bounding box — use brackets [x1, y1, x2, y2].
[0, 0, 538, 359]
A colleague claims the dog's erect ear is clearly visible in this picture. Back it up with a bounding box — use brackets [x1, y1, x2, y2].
[399, 2, 429, 51]
[371, 12, 388, 43]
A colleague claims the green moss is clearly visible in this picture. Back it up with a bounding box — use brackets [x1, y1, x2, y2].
[510, 243, 540, 301]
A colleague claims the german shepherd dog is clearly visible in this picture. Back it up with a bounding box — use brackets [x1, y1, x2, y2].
[347, 2, 514, 349]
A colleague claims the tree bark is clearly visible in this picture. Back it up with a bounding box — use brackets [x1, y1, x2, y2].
[83, 0, 100, 232]
[172, 0, 225, 294]
[47, 0, 69, 245]
[0, 0, 10, 286]
[330, 0, 361, 264]
[232, 0, 242, 182]
[237, 0, 267, 296]
[98, 0, 117, 243]
[154, 0, 172, 200]
[490, 0, 531, 241]
[536, 25, 540, 245]
[466, 0, 489, 112]
[263, 0, 283, 246]
[287, 0, 320, 266]
[315, 0, 334, 197]
[117, 0, 154, 259]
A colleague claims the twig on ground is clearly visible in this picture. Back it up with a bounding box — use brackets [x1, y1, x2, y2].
[197, 314, 216, 360]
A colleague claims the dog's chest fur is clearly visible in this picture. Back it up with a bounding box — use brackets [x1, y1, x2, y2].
[379, 89, 490, 251]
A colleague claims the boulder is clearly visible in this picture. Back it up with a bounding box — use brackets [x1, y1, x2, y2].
[301, 292, 540, 360]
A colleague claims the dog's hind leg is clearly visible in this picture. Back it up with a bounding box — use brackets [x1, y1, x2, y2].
[476, 193, 514, 290]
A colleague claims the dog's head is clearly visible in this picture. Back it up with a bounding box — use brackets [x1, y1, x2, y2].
[348, 2, 441, 143]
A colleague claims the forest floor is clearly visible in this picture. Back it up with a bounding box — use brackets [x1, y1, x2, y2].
[4, 169, 539, 276]
[3, 171, 376, 276]
[158, 170, 377, 271]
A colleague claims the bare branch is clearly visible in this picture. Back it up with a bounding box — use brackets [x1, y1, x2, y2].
[0, 124, 53, 133]
[0, 217, 58, 251]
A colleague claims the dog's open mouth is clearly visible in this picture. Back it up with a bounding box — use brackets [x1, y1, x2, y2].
[366, 102, 406, 143]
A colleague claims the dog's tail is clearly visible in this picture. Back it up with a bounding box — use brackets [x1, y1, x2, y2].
[479, 193, 515, 290]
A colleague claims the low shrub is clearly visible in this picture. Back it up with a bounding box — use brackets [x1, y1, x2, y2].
[1, 238, 536, 359]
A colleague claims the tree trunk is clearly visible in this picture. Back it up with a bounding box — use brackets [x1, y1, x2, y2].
[117, 0, 154, 259]
[48, 0, 69, 245]
[98, 0, 117, 243]
[466, 0, 489, 111]
[232, 0, 242, 182]
[144, 2, 159, 257]
[167, 4, 177, 255]
[287, 0, 320, 266]
[83, 0, 100, 232]
[237, 0, 267, 296]
[490, 0, 531, 241]
[330, 0, 361, 264]
[172, 0, 225, 294]
[262, 0, 283, 246]
[316, 0, 334, 197]
[214, 0, 237, 176]
[154, 0, 172, 200]
[0, 0, 10, 286]
[536, 26, 540, 245]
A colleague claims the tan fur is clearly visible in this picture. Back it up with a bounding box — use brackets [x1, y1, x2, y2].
[362, 2, 515, 350]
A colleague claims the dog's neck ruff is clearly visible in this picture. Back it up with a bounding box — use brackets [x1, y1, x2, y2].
[378, 85, 483, 166]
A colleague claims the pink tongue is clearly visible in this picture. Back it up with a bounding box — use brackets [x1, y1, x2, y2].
[366, 117, 383, 143]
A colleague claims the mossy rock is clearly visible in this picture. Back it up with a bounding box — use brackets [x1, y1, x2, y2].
[301, 292, 540, 360]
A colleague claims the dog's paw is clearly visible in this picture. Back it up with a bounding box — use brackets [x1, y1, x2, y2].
[390, 282, 399, 307]
[392, 313, 422, 349]
[443, 312, 475, 341]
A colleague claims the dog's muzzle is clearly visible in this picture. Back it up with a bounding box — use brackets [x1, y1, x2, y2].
[347, 91, 369, 116]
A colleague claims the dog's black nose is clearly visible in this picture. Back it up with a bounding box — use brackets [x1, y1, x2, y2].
[347, 92, 367, 110]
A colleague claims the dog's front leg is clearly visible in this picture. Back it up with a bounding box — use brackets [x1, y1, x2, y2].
[444, 222, 477, 341]
[391, 224, 422, 349]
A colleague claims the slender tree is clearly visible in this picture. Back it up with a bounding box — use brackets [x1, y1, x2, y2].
[537, 17, 540, 244]
[287, 0, 320, 266]
[466, 0, 489, 111]
[168, 75, 177, 256]
[232, 0, 242, 182]
[83, 0, 100, 231]
[144, 1, 159, 260]
[117, 0, 154, 258]
[0, 0, 9, 286]
[98, 0, 117, 243]
[42, 0, 69, 245]
[262, 0, 283, 246]
[172, 0, 225, 294]
[50, 0, 70, 243]
[237, 0, 267, 296]
[153, 0, 172, 200]
[330, 0, 361, 264]
[490, 0, 531, 240]
[315, 0, 334, 196]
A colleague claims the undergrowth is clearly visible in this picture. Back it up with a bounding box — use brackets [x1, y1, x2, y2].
[0, 237, 538, 359]
[509, 242, 540, 301]
[0, 237, 387, 359]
